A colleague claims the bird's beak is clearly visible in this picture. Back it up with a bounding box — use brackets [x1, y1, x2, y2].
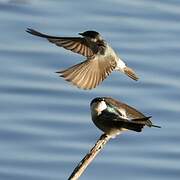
[79, 32, 83, 36]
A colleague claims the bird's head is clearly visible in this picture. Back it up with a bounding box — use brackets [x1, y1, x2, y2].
[90, 97, 107, 116]
[79, 30, 103, 42]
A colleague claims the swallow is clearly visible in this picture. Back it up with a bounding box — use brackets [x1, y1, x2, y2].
[26, 28, 139, 90]
[90, 97, 161, 137]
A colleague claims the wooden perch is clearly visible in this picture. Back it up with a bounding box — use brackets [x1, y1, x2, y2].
[68, 133, 111, 180]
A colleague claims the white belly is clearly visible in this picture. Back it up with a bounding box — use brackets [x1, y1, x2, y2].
[115, 57, 126, 71]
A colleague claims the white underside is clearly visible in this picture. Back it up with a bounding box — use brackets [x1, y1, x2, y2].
[115, 58, 126, 72]
[105, 44, 126, 72]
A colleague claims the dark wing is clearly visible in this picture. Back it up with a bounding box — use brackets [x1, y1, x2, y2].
[104, 97, 161, 128]
[98, 110, 146, 132]
[26, 28, 97, 57]
[104, 97, 146, 119]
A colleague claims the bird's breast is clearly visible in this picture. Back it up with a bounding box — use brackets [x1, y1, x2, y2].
[96, 45, 118, 64]
[104, 45, 126, 70]
[105, 45, 117, 57]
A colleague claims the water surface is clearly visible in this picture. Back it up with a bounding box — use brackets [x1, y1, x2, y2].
[0, 0, 180, 179]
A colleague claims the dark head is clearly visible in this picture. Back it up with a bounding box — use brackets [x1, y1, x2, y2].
[90, 97, 105, 106]
[79, 30, 103, 41]
[90, 97, 107, 116]
[79, 30, 99, 38]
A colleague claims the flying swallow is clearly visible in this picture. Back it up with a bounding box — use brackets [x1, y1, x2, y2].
[26, 29, 139, 89]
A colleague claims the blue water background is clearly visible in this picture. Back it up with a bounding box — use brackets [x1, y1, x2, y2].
[0, 0, 180, 179]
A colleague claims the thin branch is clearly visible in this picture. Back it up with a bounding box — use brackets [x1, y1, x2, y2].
[68, 133, 111, 180]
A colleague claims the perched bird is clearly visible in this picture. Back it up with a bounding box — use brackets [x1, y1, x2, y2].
[26, 28, 139, 90]
[90, 97, 161, 137]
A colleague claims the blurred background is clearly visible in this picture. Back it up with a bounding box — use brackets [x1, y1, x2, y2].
[0, 0, 180, 179]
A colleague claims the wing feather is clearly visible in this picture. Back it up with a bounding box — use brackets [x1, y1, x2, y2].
[57, 56, 117, 89]
[26, 28, 96, 57]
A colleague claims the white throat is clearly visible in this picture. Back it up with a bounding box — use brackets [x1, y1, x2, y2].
[92, 101, 107, 115]
[97, 101, 107, 112]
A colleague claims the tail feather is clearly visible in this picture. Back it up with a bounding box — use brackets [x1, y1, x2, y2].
[122, 116, 161, 132]
[131, 116, 161, 128]
[151, 124, 161, 128]
[124, 66, 139, 81]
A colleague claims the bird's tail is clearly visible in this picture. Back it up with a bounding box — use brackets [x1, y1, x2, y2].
[131, 116, 161, 128]
[123, 66, 139, 81]
[122, 116, 161, 132]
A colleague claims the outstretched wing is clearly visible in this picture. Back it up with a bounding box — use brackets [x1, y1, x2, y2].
[26, 28, 97, 57]
[56, 56, 117, 90]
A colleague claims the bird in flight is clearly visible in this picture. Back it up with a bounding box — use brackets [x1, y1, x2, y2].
[90, 97, 161, 137]
[26, 28, 139, 90]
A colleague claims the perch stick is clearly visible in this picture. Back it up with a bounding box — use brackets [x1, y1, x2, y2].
[68, 133, 111, 180]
